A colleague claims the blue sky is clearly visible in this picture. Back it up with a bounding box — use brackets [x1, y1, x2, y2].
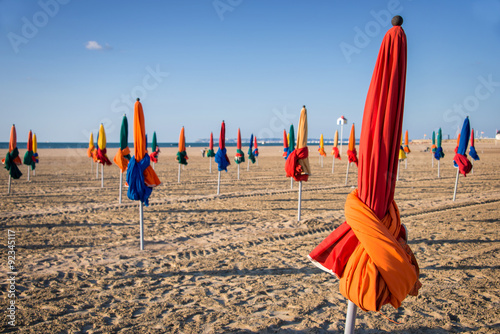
[1, 0, 499, 143]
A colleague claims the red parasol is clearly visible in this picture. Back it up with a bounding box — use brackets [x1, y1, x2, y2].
[309, 16, 420, 313]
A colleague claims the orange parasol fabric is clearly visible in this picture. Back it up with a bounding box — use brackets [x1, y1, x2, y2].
[309, 18, 420, 312]
[176, 126, 188, 165]
[285, 106, 310, 181]
[347, 124, 358, 166]
[88, 132, 96, 158]
[403, 130, 410, 153]
[332, 130, 341, 160]
[318, 134, 326, 157]
[454, 133, 460, 154]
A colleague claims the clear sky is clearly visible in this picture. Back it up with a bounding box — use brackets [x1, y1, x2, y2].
[1, 0, 499, 143]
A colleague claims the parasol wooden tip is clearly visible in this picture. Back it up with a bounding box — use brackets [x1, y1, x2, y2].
[392, 15, 403, 26]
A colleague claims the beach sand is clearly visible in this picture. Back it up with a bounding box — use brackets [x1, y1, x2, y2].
[1, 141, 499, 333]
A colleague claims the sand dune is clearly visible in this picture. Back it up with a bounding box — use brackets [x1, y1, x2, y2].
[0, 141, 499, 333]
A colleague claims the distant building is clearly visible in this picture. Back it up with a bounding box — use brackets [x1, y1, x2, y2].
[496, 130, 500, 140]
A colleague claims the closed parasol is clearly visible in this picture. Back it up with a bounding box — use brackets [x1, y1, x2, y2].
[150, 131, 160, 165]
[285, 106, 310, 221]
[308, 17, 421, 331]
[126, 98, 161, 250]
[453, 117, 473, 201]
[23, 130, 36, 180]
[113, 115, 131, 204]
[215, 121, 230, 194]
[3, 125, 23, 192]
[283, 129, 288, 159]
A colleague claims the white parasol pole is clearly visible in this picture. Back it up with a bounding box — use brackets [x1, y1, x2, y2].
[178, 164, 181, 183]
[96, 161, 99, 179]
[152, 162, 155, 170]
[332, 156, 335, 174]
[119, 171, 123, 204]
[7, 175, 11, 195]
[27, 166, 30, 182]
[397, 160, 400, 181]
[237, 164, 240, 180]
[101, 164, 104, 188]
[257, 156, 259, 166]
[209, 157, 212, 173]
[290, 177, 293, 189]
[340, 123, 344, 156]
[344, 301, 357, 334]
[345, 162, 350, 186]
[405, 155, 408, 169]
[438, 160, 440, 178]
[432, 154, 434, 168]
[139, 201, 144, 250]
[247, 158, 250, 171]
[471, 159, 474, 174]
[453, 168, 459, 201]
[321, 156, 323, 168]
[217, 171, 221, 195]
[91, 159, 93, 175]
[297, 181, 302, 221]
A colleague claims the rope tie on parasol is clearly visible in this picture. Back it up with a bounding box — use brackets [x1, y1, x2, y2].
[469, 146, 479, 161]
[332, 146, 341, 160]
[215, 148, 230, 171]
[97, 147, 112, 165]
[347, 148, 358, 166]
[434, 147, 444, 160]
[285, 147, 309, 181]
[3, 148, 23, 179]
[176, 151, 189, 165]
[340, 189, 421, 312]
[113, 147, 131, 173]
[453, 154, 472, 176]
[126, 154, 153, 206]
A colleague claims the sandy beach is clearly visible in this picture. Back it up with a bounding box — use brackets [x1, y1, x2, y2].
[1, 141, 499, 333]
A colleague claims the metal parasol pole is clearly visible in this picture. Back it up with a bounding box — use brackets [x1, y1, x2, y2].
[453, 168, 459, 201]
[139, 201, 144, 250]
[344, 301, 357, 334]
[7, 175, 11, 195]
[178, 164, 181, 183]
[217, 171, 221, 195]
[345, 162, 350, 186]
[101, 164, 104, 188]
[297, 181, 302, 221]
[119, 171, 123, 204]
[340, 123, 344, 156]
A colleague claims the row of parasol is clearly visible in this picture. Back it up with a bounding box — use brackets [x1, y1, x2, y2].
[2, 16, 483, 333]
[2, 126, 39, 193]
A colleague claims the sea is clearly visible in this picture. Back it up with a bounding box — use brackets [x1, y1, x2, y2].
[0, 140, 353, 149]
